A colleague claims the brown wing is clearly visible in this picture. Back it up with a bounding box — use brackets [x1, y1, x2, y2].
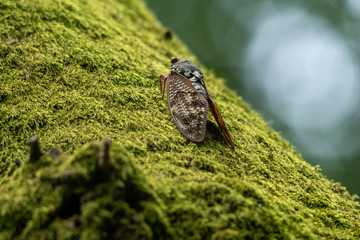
[167, 70, 209, 142]
[207, 95, 235, 150]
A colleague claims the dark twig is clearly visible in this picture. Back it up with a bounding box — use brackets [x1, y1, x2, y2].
[97, 138, 111, 168]
[27, 136, 42, 162]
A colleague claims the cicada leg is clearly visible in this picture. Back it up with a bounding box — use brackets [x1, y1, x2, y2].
[156, 74, 168, 103]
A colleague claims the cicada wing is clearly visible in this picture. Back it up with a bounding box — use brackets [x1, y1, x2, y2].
[167, 71, 209, 142]
[207, 95, 235, 150]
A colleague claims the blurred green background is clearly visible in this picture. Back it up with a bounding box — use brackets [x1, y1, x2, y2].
[146, 0, 360, 197]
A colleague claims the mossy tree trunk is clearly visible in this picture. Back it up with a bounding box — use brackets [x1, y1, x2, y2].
[0, 0, 359, 239]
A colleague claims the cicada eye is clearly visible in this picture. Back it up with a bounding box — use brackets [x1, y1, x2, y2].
[171, 57, 179, 64]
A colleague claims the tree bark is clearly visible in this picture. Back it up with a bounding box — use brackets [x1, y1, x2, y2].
[0, 0, 359, 239]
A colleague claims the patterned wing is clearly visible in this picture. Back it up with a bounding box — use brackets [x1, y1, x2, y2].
[167, 70, 209, 142]
[207, 95, 235, 150]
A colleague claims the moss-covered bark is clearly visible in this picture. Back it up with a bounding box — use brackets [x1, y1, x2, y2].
[0, 0, 359, 239]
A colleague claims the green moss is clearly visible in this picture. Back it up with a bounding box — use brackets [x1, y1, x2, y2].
[0, 141, 172, 239]
[0, 0, 360, 239]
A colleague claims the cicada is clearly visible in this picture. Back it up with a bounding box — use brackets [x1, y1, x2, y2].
[156, 57, 235, 150]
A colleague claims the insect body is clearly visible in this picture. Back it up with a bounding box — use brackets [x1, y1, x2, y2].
[157, 57, 235, 150]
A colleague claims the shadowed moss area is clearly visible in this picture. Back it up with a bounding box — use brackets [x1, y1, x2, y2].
[0, 140, 172, 239]
[0, 0, 359, 239]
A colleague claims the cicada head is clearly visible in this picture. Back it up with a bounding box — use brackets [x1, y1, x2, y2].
[169, 57, 207, 100]
[170, 57, 187, 68]
[170, 57, 204, 81]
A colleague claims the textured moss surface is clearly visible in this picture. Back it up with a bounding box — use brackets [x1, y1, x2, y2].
[0, 0, 359, 239]
[0, 140, 172, 239]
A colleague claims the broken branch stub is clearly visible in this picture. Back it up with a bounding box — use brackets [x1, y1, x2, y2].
[97, 138, 111, 168]
[27, 136, 43, 162]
